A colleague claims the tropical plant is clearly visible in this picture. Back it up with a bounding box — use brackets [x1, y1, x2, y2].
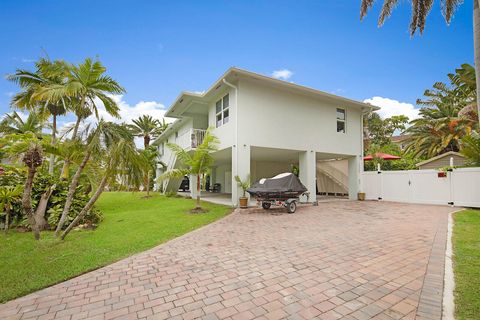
[7, 58, 69, 174]
[359, 0, 479, 124]
[159, 128, 219, 211]
[0, 185, 23, 233]
[60, 136, 145, 240]
[36, 58, 125, 138]
[129, 115, 165, 149]
[31, 58, 125, 178]
[364, 142, 420, 171]
[234, 175, 250, 198]
[0, 133, 53, 239]
[54, 121, 131, 235]
[460, 132, 480, 166]
[0, 165, 102, 231]
[404, 65, 477, 158]
[140, 146, 159, 197]
[364, 112, 409, 150]
[0, 111, 46, 136]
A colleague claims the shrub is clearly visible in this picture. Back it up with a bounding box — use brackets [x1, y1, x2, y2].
[0, 165, 103, 230]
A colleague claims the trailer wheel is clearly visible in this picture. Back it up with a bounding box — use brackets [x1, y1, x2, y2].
[262, 202, 271, 210]
[287, 201, 296, 214]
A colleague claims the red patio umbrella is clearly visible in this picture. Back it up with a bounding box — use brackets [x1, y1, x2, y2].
[364, 152, 401, 161]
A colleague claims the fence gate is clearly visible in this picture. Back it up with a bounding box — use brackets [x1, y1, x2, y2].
[362, 168, 480, 208]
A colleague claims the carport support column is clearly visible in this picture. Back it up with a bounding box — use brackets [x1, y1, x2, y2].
[348, 156, 361, 200]
[299, 151, 316, 202]
[232, 145, 250, 207]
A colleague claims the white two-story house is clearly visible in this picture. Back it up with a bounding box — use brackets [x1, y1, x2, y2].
[155, 67, 378, 206]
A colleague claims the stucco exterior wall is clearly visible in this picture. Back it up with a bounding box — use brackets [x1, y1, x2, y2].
[237, 78, 362, 157]
[208, 87, 235, 150]
[157, 118, 193, 166]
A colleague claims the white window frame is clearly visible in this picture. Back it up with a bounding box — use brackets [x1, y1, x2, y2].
[215, 94, 230, 128]
[336, 108, 346, 133]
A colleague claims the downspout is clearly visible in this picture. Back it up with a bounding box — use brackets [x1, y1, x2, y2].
[360, 105, 374, 192]
[222, 78, 239, 205]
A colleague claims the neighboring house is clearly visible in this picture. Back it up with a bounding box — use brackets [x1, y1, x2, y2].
[155, 67, 378, 206]
[416, 151, 466, 170]
[391, 134, 411, 151]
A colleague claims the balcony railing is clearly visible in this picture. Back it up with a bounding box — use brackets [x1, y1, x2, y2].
[191, 129, 206, 148]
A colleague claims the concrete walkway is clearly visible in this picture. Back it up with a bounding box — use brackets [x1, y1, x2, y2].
[0, 201, 453, 320]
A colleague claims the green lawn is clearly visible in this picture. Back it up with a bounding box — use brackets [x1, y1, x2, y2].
[453, 209, 480, 320]
[0, 192, 231, 303]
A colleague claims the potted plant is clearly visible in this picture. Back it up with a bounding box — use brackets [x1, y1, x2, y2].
[234, 175, 250, 208]
[358, 191, 365, 201]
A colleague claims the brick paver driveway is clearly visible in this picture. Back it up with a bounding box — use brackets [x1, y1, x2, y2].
[1, 201, 453, 320]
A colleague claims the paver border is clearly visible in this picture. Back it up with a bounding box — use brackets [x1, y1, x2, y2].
[416, 207, 456, 320]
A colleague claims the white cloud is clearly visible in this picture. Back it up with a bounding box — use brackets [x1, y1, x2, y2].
[271, 69, 293, 81]
[57, 95, 174, 147]
[363, 96, 420, 120]
[87, 94, 171, 125]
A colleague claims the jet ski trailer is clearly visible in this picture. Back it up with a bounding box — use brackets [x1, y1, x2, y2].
[246, 173, 310, 213]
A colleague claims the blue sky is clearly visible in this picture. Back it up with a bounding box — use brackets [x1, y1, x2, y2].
[0, 0, 473, 123]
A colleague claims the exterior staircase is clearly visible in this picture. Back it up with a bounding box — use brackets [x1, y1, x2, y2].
[316, 161, 348, 195]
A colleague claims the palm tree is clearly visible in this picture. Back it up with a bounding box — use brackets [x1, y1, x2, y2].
[159, 129, 219, 211]
[460, 131, 480, 166]
[0, 185, 23, 233]
[1, 133, 52, 240]
[404, 81, 474, 157]
[8, 59, 69, 174]
[60, 135, 145, 240]
[0, 111, 46, 136]
[54, 121, 131, 235]
[359, 0, 480, 123]
[140, 146, 159, 197]
[129, 115, 164, 149]
[36, 58, 125, 178]
[404, 66, 477, 158]
[37, 58, 125, 137]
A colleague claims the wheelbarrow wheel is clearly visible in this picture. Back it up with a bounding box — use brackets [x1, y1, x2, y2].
[287, 201, 296, 214]
[262, 202, 271, 210]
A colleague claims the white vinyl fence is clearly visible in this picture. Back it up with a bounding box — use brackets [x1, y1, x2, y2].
[362, 167, 480, 208]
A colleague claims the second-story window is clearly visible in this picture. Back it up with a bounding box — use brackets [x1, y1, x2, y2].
[216, 94, 230, 127]
[336, 108, 346, 133]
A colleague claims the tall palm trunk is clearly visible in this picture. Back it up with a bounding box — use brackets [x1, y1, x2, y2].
[71, 116, 82, 140]
[60, 116, 82, 179]
[474, 0, 480, 124]
[23, 166, 40, 240]
[55, 151, 91, 236]
[196, 175, 201, 208]
[144, 135, 150, 148]
[48, 114, 57, 175]
[62, 96, 86, 179]
[60, 175, 107, 240]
